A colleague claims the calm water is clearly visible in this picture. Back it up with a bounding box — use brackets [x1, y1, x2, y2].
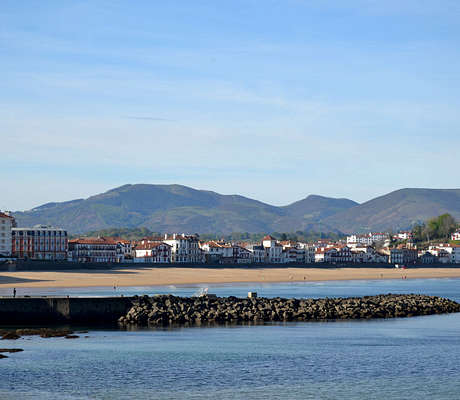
[1, 279, 460, 399]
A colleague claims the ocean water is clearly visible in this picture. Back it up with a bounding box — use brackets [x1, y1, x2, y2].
[1, 278, 460, 399]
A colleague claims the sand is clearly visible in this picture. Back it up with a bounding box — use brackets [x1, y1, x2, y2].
[0, 266, 460, 289]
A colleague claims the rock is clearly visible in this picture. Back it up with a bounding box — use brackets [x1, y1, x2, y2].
[116, 294, 460, 327]
[1, 332, 20, 340]
[0, 348, 23, 353]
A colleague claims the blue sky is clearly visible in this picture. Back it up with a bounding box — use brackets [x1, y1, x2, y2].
[1, 0, 460, 210]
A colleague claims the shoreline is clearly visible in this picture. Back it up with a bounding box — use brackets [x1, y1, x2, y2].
[1, 267, 460, 289]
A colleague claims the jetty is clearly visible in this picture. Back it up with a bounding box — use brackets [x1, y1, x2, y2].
[1, 294, 458, 326]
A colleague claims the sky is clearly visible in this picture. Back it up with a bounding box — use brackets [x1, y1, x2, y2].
[1, 0, 460, 210]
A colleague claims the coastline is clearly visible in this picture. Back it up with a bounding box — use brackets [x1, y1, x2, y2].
[1, 266, 460, 289]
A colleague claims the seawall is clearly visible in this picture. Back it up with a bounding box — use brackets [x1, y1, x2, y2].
[0, 297, 133, 324]
[2, 294, 460, 327]
[2, 260, 460, 272]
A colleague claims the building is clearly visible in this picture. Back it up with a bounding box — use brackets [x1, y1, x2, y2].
[245, 244, 265, 263]
[347, 232, 389, 246]
[133, 242, 172, 263]
[163, 234, 204, 263]
[68, 237, 117, 263]
[115, 239, 133, 262]
[200, 241, 253, 264]
[0, 212, 15, 257]
[200, 241, 233, 263]
[395, 231, 413, 241]
[389, 248, 418, 265]
[452, 231, 460, 241]
[233, 245, 253, 264]
[433, 244, 460, 264]
[419, 251, 437, 264]
[12, 225, 68, 260]
[262, 235, 283, 263]
[350, 245, 388, 263]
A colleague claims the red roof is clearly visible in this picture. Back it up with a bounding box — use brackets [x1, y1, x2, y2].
[262, 235, 277, 241]
[135, 242, 171, 250]
[0, 212, 14, 219]
[69, 237, 117, 245]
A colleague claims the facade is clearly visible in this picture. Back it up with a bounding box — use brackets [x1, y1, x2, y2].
[245, 244, 265, 263]
[395, 231, 413, 240]
[350, 245, 388, 263]
[109, 238, 133, 262]
[12, 225, 68, 260]
[304, 246, 316, 264]
[315, 246, 353, 263]
[280, 241, 306, 263]
[389, 248, 418, 265]
[262, 235, 283, 263]
[201, 241, 233, 263]
[134, 242, 172, 263]
[233, 245, 253, 264]
[163, 234, 204, 263]
[68, 237, 117, 263]
[419, 251, 437, 264]
[347, 232, 389, 246]
[200, 241, 253, 264]
[0, 212, 15, 257]
[428, 244, 459, 263]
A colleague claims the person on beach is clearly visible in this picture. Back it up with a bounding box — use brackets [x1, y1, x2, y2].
[13, 288, 16, 298]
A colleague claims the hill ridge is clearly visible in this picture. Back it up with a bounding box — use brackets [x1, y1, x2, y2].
[12, 184, 460, 234]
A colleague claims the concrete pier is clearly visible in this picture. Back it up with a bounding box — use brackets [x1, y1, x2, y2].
[0, 297, 133, 324]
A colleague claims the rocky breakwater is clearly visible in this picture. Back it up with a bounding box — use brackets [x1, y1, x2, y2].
[118, 294, 460, 326]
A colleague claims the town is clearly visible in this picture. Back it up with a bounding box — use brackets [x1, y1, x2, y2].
[1, 211, 460, 266]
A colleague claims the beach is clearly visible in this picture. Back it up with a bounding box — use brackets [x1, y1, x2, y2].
[1, 266, 460, 288]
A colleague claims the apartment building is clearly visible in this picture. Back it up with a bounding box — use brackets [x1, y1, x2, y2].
[0, 211, 15, 257]
[133, 242, 172, 263]
[163, 233, 204, 263]
[389, 248, 418, 265]
[68, 237, 117, 263]
[12, 225, 68, 260]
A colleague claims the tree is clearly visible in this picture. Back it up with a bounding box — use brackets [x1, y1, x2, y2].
[438, 214, 457, 238]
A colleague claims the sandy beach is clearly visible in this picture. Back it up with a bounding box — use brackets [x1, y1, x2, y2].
[1, 266, 460, 288]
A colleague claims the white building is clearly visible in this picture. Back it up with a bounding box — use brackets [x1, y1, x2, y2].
[262, 235, 283, 263]
[347, 232, 389, 246]
[452, 231, 460, 241]
[0, 212, 15, 257]
[297, 243, 316, 264]
[395, 231, 413, 240]
[431, 244, 460, 264]
[351, 246, 388, 263]
[245, 244, 265, 263]
[134, 242, 172, 263]
[163, 233, 204, 263]
[200, 241, 233, 263]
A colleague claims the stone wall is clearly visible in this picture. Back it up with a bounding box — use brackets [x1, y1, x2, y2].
[119, 294, 460, 326]
[0, 297, 132, 324]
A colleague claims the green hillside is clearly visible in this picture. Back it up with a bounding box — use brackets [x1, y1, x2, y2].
[323, 188, 460, 233]
[14, 185, 460, 234]
[14, 184, 355, 234]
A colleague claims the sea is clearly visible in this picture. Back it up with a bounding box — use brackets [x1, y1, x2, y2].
[1, 278, 460, 399]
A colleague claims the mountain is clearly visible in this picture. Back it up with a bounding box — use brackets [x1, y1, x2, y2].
[323, 188, 460, 233]
[13, 184, 356, 234]
[13, 185, 460, 235]
[283, 195, 358, 219]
